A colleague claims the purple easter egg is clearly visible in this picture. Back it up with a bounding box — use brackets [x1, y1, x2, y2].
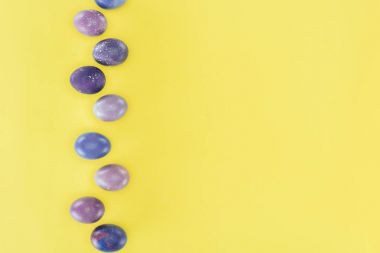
[70, 197, 105, 224]
[94, 95, 128, 121]
[93, 38, 128, 66]
[95, 164, 130, 191]
[91, 224, 127, 252]
[74, 10, 107, 36]
[70, 66, 106, 94]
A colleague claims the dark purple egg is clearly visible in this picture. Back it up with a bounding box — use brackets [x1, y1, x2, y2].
[93, 39, 128, 66]
[74, 10, 107, 36]
[70, 66, 106, 94]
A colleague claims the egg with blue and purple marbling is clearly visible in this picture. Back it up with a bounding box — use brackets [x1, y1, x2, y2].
[91, 224, 127, 252]
[95, 0, 126, 9]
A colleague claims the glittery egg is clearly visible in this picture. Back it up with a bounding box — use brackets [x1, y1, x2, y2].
[95, 164, 130, 191]
[70, 197, 105, 224]
[74, 10, 107, 36]
[94, 95, 128, 121]
[70, 66, 106, 94]
[93, 38, 128, 66]
[91, 224, 127, 252]
[75, 132, 111, 160]
[95, 0, 127, 9]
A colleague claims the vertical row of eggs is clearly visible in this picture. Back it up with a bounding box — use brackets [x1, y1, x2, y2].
[69, 1, 131, 252]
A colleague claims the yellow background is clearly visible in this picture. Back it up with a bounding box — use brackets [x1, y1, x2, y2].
[1, 0, 380, 252]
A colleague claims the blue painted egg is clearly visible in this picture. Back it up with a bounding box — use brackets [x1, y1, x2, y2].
[91, 224, 127, 252]
[95, 0, 126, 9]
[75, 133, 111, 160]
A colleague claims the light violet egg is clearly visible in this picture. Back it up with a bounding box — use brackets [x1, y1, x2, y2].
[74, 10, 107, 36]
[95, 164, 130, 191]
[94, 95, 128, 121]
[70, 197, 105, 224]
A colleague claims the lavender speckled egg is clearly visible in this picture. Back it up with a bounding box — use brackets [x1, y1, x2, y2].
[75, 132, 111, 160]
[95, 164, 130, 191]
[93, 39, 128, 66]
[70, 197, 105, 224]
[70, 66, 106, 94]
[95, 0, 126, 9]
[94, 95, 128, 121]
[74, 10, 107, 36]
[91, 224, 127, 252]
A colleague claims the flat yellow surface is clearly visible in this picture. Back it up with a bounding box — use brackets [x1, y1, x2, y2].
[1, 0, 380, 252]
